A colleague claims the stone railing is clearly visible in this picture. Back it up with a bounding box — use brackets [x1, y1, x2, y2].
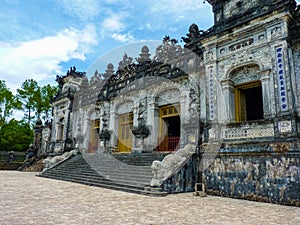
[42, 149, 79, 172]
[150, 144, 198, 193]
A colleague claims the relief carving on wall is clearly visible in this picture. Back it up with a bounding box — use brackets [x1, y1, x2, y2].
[231, 65, 260, 85]
[189, 80, 201, 122]
[229, 38, 254, 52]
[156, 88, 180, 106]
[116, 101, 134, 114]
[271, 26, 283, 38]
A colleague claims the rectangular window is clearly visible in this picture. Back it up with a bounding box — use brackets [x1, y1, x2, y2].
[235, 81, 263, 122]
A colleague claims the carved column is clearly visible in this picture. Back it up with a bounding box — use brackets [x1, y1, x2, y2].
[83, 117, 91, 151]
[220, 79, 235, 123]
[132, 104, 139, 150]
[110, 111, 118, 150]
[180, 94, 188, 148]
[260, 69, 271, 119]
[147, 99, 159, 150]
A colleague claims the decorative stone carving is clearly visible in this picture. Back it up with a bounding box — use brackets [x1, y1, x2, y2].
[150, 144, 195, 187]
[206, 51, 213, 61]
[116, 101, 134, 114]
[42, 149, 79, 171]
[271, 26, 283, 38]
[156, 88, 180, 106]
[137, 46, 151, 63]
[118, 53, 133, 70]
[182, 23, 204, 43]
[229, 38, 254, 51]
[230, 65, 260, 85]
[278, 121, 292, 133]
[224, 126, 274, 140]
[136, 97, 147, 121]
[189, 81, 200, 121]
[153, 36, 183, 63]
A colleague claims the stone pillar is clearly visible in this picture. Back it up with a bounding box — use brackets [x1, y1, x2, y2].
[260, 69, 271, 119]
[180, 94, 188, 148]
[148, 99, 159, 150]
[110, 111, 118, 150]
[132, 105, 139, 150]
[220, 79, 235, 123]
[41, 127, 51, 155]
[33, 120, 43, 156]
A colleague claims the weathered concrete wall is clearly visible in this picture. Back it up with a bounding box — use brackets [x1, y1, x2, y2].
[162, 154, 198, 193]
[203, 146, 300, 206]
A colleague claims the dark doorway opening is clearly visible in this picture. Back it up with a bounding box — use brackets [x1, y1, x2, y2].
[235, 82, 264, 122]
[244, 86, 263, 121]
[157, 115, 180, 151]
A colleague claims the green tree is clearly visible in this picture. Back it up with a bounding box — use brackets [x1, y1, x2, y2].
[17, 79, 58, 125]
[0, 119, 33, 152]
[0, 80, 21, 126]
[17, 79, 40, 125]
[39, 84, 58, 122]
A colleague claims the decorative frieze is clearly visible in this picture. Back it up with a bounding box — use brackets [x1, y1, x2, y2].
[223, 125, 274, 140]
[229, 38, 254, 51]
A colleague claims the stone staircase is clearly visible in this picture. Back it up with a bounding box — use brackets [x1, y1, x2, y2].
[113, 152, 168, 166]
[39, 152, 168, 196]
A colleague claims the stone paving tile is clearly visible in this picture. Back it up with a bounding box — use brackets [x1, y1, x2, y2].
[0, 171, 300, 225]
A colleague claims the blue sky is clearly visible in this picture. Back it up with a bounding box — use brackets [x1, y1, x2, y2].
[0, 0, 299, 92]
[0, 0, 214, 91]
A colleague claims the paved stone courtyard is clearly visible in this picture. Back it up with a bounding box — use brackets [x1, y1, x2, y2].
[0, 171, 300, 225]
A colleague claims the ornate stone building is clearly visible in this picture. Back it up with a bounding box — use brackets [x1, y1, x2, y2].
[49, 66, 86, 153]
[45, 0, 300, 205]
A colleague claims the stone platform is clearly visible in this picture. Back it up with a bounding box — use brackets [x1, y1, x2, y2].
[0, 171, 299, 225]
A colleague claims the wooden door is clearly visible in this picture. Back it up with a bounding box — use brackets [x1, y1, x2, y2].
[118, 113, 133, 152]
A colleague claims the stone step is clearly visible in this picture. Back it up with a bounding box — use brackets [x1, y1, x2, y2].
[40, 174, 167, 196]
[51, 169, 152, 181]
[44, 170, 152, 185]
[41, 174, 144, 192]
[51, 163, 153, 175]
[42, 172, 149, 187]
[39, 153, 167, 196]
[112, 153, 168, 166]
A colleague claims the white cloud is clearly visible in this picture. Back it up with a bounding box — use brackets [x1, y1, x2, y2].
[150, 0, 205, 14]
[0, 24, 98, 92]
[102, 15, 125, 32]
[100, 14, 129, 41]
[58, 0, 100, 20]
[111, 33, 134, 42]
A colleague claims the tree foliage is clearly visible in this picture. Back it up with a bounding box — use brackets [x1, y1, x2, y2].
[0, 80, 21, 125]
[0, 79, 57, 152]
[39, 84, 58, 122]
[17, 79, 57, 125]
[0, 119, 33, 152]
[17, 79, 40, 125]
